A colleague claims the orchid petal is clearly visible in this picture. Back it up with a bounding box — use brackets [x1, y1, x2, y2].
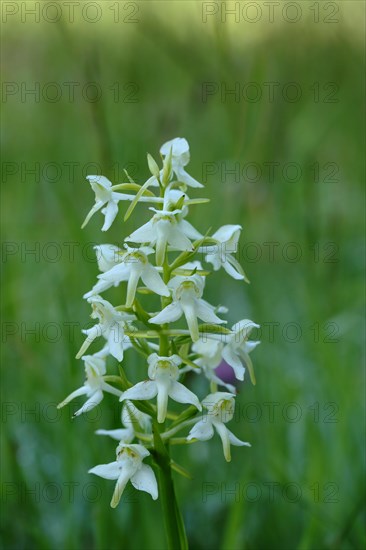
[111, 471, 132, 508]
[169, 381, 202, 411]
[156, 379, 170, 423]
[89, 461, 121, 480]
[178, 219, 203, 240]
[149, 302, 182, 325]
[121, 381, 158, 402]
[81, 201, 104, 229]
[95, 428, 134, 442]
[141, 265, 170, 297]
[131, 465, 158, 500]
[57, 386, 88, 409]
[214, 421, 232, 462]
[167, 225, 194, 251]
[73, 390, 103, 417]
[196, 299, 226, 325]
[101, 200, 119, 231]
[221, 346, 245, 381]
[227, 428, 251, 447]
[127, 221, 154, 244]
[187, 420, 214, 441]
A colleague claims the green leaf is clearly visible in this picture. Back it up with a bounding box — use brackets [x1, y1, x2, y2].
[199, 324, 233, 335]
[112, 182, 156, 197]
[147, 153, 160, 178]
[172, 268, 210, 277]
[168, 405, 199, 430]
[124, 177, 154, 221]
[179, 355, 200, 370]
[118, 365, 132, 390]
[102, 375, 124, 387]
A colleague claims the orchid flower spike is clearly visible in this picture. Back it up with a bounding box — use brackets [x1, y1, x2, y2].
[89, 443, 158, 508]
[187, 392, 250, 462]
[120, 353, 202, 423]
[57, 348, 122, 417]
[76, 295, 134, 361]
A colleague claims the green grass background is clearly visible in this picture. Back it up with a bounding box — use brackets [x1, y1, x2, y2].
[1, 1, 365, 549]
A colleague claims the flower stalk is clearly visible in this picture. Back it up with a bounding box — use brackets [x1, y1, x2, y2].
[58, 137, 260, 548]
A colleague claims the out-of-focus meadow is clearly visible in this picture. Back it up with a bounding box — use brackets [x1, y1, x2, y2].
[1, 1, 365, 549]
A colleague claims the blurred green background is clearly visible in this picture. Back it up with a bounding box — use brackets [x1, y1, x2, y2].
[1, 1, 365, 549]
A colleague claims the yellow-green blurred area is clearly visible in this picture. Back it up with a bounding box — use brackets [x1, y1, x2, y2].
[1, 1, 365, 548]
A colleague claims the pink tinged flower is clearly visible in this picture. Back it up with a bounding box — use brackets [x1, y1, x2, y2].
[82, 175, 137, 232]
[149, 273, 226, 342]
[221, 319, 260, 384]
[76, 295, 134, 362]
[200, 225, 249, 281]
[160, 138, 204, 188]
[84, 246, 169, 306]
[57, 348, 122, 417]
[187, 392, 250, 462]
[192, 339, 236, 393]
[89, 443, 158, 508]
[120, 354, 202, 423]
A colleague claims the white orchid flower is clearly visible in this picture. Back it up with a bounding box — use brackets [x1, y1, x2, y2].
[120, 354, 202, 423]
[57, 348, 122, 417]
[89, 443, 158, 508]
[93, 244, 124, 272]
[160, 138, 203, 188]
[200, 225, 248, 281]
[76, 295, 134, 361]
[82, 175, 138, 231]
[187, 392, 250, 462]
[84, 246, 169, 307]
[96, 400, 152, 442]
[221, 319, 260, 384]
[149, 272, 226, 342]
[125, 207, 197, 266]
[191, 339, 235, 393]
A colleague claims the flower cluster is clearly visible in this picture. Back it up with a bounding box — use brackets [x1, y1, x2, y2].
[59, 138, 260, 508]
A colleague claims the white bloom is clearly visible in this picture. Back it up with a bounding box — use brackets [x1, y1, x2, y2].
[201, 225, 248, 281]
[76, 296, 134, 361]
[160, 138, 203, 188]
[149, 272, 226, 342]
[187, 392, 250, 462]
[94, 244, 124, 272]
[192, 339, 235, 392]
[222, 319, 260, 384]
[96, 400, 152, 442]
[89, 443, 158, 508]
[57, 348, 122, 417]
[84, 246, 169, 307]
[120, 354, 202, 423]
[125, 208, 199, 266]
[82, 175, 135, 231]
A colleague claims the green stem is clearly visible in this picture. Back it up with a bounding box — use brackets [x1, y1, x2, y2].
[157, 454, 188, 550]
[154, 236, 188, 549]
